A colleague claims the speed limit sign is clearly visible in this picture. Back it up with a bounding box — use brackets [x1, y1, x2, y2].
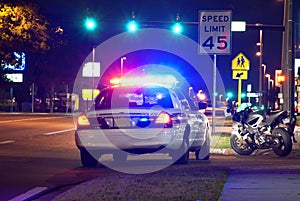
[199, 10, 232, 55]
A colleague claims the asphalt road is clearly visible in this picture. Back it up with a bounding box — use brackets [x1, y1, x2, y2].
[0, 113, 79, 201]
[0, 113, 299, 201]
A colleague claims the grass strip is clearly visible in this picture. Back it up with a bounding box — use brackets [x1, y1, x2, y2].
[211, 132, 231, 149]
[54, 165, 229, 201]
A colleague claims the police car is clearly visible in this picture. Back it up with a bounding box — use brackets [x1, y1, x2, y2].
[75, 75, 210, 167]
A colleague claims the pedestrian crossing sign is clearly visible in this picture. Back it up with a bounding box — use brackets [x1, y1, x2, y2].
[232, 52, 250, 70]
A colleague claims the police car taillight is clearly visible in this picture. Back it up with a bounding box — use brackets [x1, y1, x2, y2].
[110, 77, 120, 85]
[155, 111, 172, 127]
[77, 113, 90, 127]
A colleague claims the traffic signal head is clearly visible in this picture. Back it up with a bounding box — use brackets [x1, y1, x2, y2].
[84, 17, 97, 31]
[278, 75, 285, 83]
[226, 91, 234, 99]
[127, 20, 138, 32]
[275, 70, 285, 86]
[172, 22, 183, 34]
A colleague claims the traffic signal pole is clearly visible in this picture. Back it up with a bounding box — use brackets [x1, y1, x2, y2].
[281, 0, 294, 113]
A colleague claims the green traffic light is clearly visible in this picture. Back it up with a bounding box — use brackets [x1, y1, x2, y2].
[226, 92, 233, 98]
[84, 17, 97, 31]
[172, 22, 183, 34]
[127, 20, 138, 32]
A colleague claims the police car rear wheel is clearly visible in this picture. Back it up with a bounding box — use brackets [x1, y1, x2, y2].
[80, 148, 99, 167]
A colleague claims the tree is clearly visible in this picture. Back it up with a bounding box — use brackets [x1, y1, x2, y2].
[0, 0, 53, 84]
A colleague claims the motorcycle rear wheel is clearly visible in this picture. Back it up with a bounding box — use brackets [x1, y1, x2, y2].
[230, 134, 255, 155]
[271, 128, 292, 157]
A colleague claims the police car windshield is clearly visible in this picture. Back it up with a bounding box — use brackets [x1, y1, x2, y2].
[95, 86, 173, 110]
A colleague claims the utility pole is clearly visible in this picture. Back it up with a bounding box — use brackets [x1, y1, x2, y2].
[258, 28, 263, 108]
[50, 84, 54, 113]
[31, 83, 34, 113]
[10, 87, 13, 112]
[281, 0, 294, 113]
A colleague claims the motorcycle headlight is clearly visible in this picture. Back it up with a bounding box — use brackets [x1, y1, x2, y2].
[282, 117, 290, 124]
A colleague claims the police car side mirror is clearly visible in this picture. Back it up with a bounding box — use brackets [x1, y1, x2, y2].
[198, 102, 207, 110]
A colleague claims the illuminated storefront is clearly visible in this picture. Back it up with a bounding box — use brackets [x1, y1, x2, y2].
[294, 0, 300, 114]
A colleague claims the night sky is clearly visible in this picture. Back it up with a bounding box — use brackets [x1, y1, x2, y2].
[34, 0, 291, 98]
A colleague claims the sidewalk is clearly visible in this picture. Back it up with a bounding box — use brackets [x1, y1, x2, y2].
[219, 129, 300, 201]
[219, 169, 300, 201]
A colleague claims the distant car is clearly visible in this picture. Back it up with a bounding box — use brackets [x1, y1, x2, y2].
[205, 101, 227, 116]
[75, 79, 210, 167]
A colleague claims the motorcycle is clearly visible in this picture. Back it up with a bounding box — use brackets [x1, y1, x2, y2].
[229, 103, 296, 157]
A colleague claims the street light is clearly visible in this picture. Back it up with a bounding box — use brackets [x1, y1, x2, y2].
[120, 57, 126, 76]
[265, 74, 274, 90]
[270, 79, 274, 89]
[256, 26, 263, 108]
[262, 64, 267, 107]
[265, 73, 271, 109]
[265, 74, 271, 89]
[219, 94, 223, 102]
[262, 64, 266, 77]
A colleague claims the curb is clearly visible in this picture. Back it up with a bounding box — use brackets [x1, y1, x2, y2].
[211, 148, 235, 155]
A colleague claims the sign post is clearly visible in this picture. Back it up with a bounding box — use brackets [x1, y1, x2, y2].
[199, 10, 232, 134]
[232, 52, 250, 105]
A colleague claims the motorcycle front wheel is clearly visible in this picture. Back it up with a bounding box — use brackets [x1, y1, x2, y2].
[271, 128, 292, 157]
[230, 134, 255, 155]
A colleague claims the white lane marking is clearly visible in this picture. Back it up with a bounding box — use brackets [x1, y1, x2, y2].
[0, 140, 15, 145]
[9, 186, 48, 201]
[43, 128, 75, 136]
[0, 129, 75, 145]
[0, 116, 66, 124]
